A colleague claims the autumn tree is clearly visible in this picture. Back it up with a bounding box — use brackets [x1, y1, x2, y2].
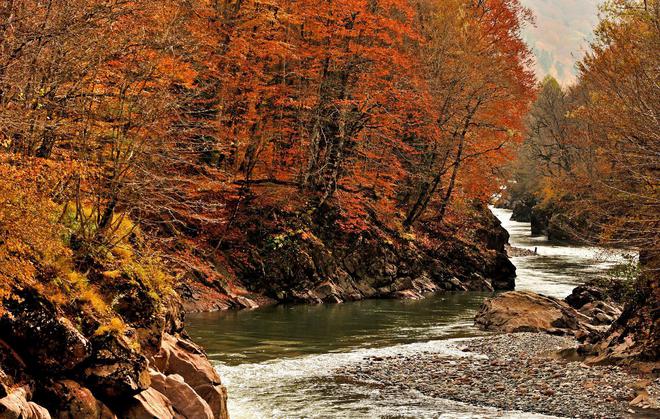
[401, 0, 535, 228]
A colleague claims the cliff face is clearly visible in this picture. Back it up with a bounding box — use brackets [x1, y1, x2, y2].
[0, 285, 229, 419]
[179, 201, 516, 312]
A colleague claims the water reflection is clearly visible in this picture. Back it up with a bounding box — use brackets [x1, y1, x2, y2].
[187, 292, 491, 365]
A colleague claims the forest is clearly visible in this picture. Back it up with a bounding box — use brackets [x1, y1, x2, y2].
[0, 0, 657, 418]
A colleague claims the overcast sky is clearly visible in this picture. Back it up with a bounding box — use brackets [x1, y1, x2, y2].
[520, 0, 601, 85]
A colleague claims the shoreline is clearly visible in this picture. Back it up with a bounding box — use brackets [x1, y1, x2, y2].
[337, 333, 660, 419]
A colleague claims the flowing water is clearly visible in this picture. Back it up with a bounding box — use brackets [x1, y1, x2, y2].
[186, 207, 630, 418]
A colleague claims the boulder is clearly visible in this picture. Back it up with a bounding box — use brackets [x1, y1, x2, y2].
[312, 282, 344, 304]
[475, 291, 594, 336]
[194, 384, 229, 419]
[0, 291, 91, 373]
[152, 334, 229, 419]
[530, 206, 551, 236]
[149, 370, 213, 419]
[38, 380, 115, 419]
[82, 333, 151, 400]
[153, 334, 221, 389]
[122, 388, 175, 419]
[0, 387, 51, 419]
[510, 197, 536, 222]
[391, 289, 424, 300]
[565, 286, 607, 309]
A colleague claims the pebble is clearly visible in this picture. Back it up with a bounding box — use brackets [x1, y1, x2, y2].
[336, 333, 660, 419]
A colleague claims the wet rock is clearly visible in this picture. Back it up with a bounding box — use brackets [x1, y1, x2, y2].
[391, 290, 423, 300]
[475, 291, 593, 336]
[149, 370, 213, 419]
[183, 201, 516, 311]
[312, 282, 344, 304]
[155, 335, 221, 387]
[194, 384, 229, 419]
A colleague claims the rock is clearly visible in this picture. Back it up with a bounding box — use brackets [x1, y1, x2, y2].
[547, 214, 574, 242]
[0, 387, 51, 419]
[510, 197, 536, 222]
[465, 274, 494, 292]
[194, 384, 229, 419]
[153, 334, 221, 388]
[149, 370, 213, 419]
[565, 286, 606, 310]
[180, 201, 516, 311]
[530, 206, 552, 236]
[584, 250, 660, 365]
[162, 295, 186, 335]
[122, 388, 175, 419]
[448, 277, 467, 291]
[475, 291, 593, 336]
[38, 380, 116, 419]
[0, 290, 91, 373]
[391, 290, 423, 300]
[595, 312, 614, 324]
[505, 245, 537, 257]
[152, 334, 229, 419]
[82, 333, 151, 400]
[312, 282, 344, 304]
[0, 340, 28, 389]
[106, 281, 165, 358]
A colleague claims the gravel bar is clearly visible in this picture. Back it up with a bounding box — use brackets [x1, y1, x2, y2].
[337, 333, 660, 418]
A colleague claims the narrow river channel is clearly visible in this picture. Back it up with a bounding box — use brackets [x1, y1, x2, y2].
[186, 207, 628, 418]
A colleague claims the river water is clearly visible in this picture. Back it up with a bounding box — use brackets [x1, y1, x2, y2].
[186, 207, 628, 418]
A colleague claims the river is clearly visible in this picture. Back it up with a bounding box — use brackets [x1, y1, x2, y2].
[186, 207, 628, 418]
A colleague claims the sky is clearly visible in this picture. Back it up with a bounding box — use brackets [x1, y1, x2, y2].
[520, 0, 601, 85]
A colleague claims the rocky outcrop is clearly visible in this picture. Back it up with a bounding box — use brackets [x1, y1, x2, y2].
[580, 250, 660, 368]
[0, 291, 92, 374]
[530, 204, 586, 243]
[0, 289, 229, 419]
[474, 291, 603, 337]
[565, 286, 622, 326]
[123, 387, 176, 419]
[182, 201, 516, 311]
[149, 371, 214, 419]
[530, 205, 552, 236]
[82, 333, 152, 400]
[510, 196, 537, 222]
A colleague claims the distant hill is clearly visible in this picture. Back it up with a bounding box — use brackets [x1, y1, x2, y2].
[521, 0, 599, 85]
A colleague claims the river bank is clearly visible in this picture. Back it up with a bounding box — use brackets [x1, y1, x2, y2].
[339, 333, 660, 418]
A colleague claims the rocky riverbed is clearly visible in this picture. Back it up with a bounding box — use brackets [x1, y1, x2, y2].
[337, 333, 660, 418]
